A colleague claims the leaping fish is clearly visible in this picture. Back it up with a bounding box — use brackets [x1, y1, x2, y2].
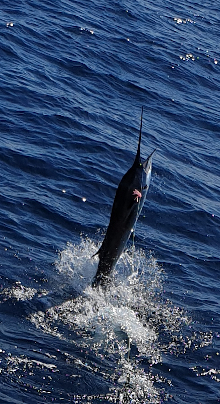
[92, 107, 155, 287]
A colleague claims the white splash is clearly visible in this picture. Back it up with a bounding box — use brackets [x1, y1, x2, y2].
[0, 281, 48, 302]
[28, 238, 192, 402]
[3, 238, 212, 402]
[1, 282, 37, 301]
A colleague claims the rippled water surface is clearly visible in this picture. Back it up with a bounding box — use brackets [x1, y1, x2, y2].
[0, 0, 219, 403]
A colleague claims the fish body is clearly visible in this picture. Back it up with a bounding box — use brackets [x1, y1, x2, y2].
[92, 108, 154, 287]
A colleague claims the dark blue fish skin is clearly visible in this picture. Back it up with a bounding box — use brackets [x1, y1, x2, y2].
[92, 110, 154, 287]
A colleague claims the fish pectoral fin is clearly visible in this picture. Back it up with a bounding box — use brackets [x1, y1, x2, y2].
[92, 243, 104, 259]
[92, 250, 100, 259]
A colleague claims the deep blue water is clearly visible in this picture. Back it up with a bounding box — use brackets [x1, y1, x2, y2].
[0, 0, 219, 403]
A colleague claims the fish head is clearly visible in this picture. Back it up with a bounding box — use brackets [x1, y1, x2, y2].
[142, 149, 156, 191]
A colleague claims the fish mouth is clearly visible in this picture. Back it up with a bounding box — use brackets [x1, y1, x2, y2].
[148, 148, 157, 159]
[142, 148, 156, 171]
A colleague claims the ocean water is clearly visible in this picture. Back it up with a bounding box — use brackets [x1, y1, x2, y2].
[0, 0, 219, 403]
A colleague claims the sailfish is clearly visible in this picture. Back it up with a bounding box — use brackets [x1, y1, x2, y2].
[92, 107, 155, 287]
